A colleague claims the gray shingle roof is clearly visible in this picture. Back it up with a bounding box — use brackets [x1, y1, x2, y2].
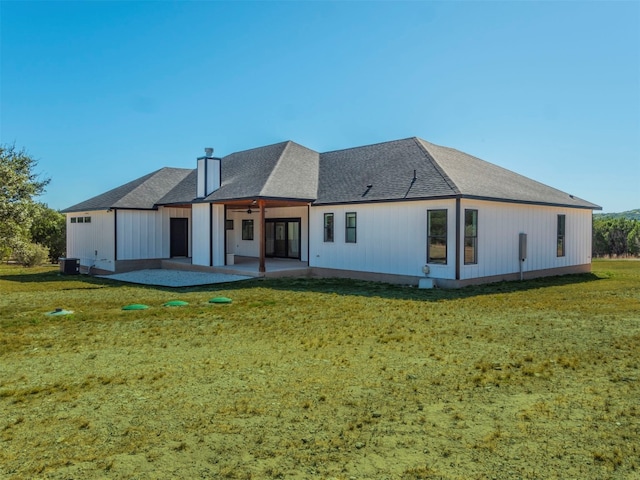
[316, 138, 458, 204]
[203, 141, 319, 202]
[61, 167, 193, 213]
[315, 137, 600, 209]
[416, 139, 600, 209]
[63, 137, 600, 212]
[157, 169, 197, 206]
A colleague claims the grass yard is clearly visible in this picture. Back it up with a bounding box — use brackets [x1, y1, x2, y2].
[1, 260, 639, 479]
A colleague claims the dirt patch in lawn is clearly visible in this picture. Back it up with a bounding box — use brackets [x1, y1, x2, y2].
[1, 263, 639, 479]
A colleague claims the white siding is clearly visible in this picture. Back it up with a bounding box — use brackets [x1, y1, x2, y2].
[117, 207, 191, 260]
[309, 200, 457, 279]
[459, 200, 593, 280]
[66, 211, 115, 272]
[197, 158, 221, 198]
[192, 203, 210, 266]
[196, 158, 205, 198]
[192, 204, 225, 266]
[225, 210, 260, 257]
[206, 158, 221, 196]
[310, 200, 593, 282]
[211, 205, 225, 266]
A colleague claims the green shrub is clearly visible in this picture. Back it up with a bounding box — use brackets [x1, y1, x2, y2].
[13, 242, 50, 267]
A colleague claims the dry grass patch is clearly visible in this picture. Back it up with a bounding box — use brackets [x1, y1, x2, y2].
[1, 260, 639, 478]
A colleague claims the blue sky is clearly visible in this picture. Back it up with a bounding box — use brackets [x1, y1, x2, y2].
[2, 1, 638, 213]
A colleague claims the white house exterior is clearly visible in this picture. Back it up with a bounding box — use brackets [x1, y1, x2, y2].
[62, 137, 600, 287]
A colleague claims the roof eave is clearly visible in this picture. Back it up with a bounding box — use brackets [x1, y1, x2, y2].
[312, 194, 602, 210]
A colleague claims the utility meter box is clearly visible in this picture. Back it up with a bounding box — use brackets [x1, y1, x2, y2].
[519, 233, 527, 262]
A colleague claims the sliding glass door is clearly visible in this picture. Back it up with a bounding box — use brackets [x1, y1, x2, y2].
[265, 218, 300, 259]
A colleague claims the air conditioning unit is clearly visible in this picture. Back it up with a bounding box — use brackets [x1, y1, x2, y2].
[59, 258, 80, 275]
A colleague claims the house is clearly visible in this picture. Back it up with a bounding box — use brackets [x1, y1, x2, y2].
[61, 137, 601, 287]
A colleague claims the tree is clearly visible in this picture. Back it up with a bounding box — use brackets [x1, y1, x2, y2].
[30, 203, 66, 262]
[0, 144, 50, 260]
[592, 216, 640, 258]
[628, 223, 640, 257]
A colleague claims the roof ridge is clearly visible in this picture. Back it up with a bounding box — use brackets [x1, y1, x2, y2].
[260, 141, 293, 196]
[320, 137, 418, 155]
[413, 138, 461, 195]
[224, 140, 292, 158]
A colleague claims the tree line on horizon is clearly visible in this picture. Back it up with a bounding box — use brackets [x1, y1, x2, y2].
[1, 143, 638, 266]
[592, 215, 640, 258]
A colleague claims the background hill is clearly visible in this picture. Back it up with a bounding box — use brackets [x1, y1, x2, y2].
[595, 209, 640, 221]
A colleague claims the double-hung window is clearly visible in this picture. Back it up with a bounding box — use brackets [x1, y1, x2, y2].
[345, 212, 357, 243]
[427, 209, 447, 264]
[464, 209, 478, 264]
[242, 219, 254, 241]
[324, 213, 334, 242]
[557, 214, 566, 257]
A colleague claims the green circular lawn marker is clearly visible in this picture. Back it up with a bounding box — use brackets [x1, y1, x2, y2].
[163, 300, 189, 307]
[209, 297, 232, 304]
[122, 304, 150, 311]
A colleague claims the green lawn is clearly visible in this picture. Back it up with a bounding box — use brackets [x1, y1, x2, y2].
[1, 260, 639, 479]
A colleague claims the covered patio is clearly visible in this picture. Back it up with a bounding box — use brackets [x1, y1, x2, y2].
[163, 255, 311, 279]
[219, 198, 312, 274]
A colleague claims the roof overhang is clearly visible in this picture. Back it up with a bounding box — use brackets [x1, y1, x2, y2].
[211, 196, 313, 209]
[311, 194, 601, 210]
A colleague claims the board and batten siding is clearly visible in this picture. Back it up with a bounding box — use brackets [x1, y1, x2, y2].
[191, 203, 210, 266]
[310, 200, 593, 282]
[192, 204, 225, 267]
[459, 200, 593, 280]
[309, 200, 457, 279]
[66, 211, 115, 272]
[116, 207, 191, 260]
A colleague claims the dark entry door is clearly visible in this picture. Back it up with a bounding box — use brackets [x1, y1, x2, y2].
[265, 218, 300, 259]
[170, 218, 189, 257]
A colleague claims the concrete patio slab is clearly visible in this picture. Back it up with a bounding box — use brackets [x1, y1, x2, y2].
[98, 269, 253, 287]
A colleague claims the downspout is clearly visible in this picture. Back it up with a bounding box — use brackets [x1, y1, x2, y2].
[307, 203, 310, 265]
[224, 204, 228, 265]
[259, 199, 266, 273]
[455, 197, 461, 281]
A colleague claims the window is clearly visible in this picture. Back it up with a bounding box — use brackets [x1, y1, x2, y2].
[242, 219, 254, 240]
[324, 213, 334, 242]
[84, 216, 91, 223]
[345, 212, 357, 243]
[464, 209, 478, 264]
[226, 219, 234, 230]
[557, 214, 565, 257]
[70, 217, 76, 223]
[427, 209, 447, 264]
[77, 217, 84, 223]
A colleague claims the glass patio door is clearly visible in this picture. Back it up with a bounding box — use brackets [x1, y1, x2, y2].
[265, 219, 300, 259]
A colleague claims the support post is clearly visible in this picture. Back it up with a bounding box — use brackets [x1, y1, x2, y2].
[259, 199, 266, 273]
[455, 197, 461, 281]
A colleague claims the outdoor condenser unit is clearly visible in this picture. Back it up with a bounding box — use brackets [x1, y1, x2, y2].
[59, 258, 80, 275]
